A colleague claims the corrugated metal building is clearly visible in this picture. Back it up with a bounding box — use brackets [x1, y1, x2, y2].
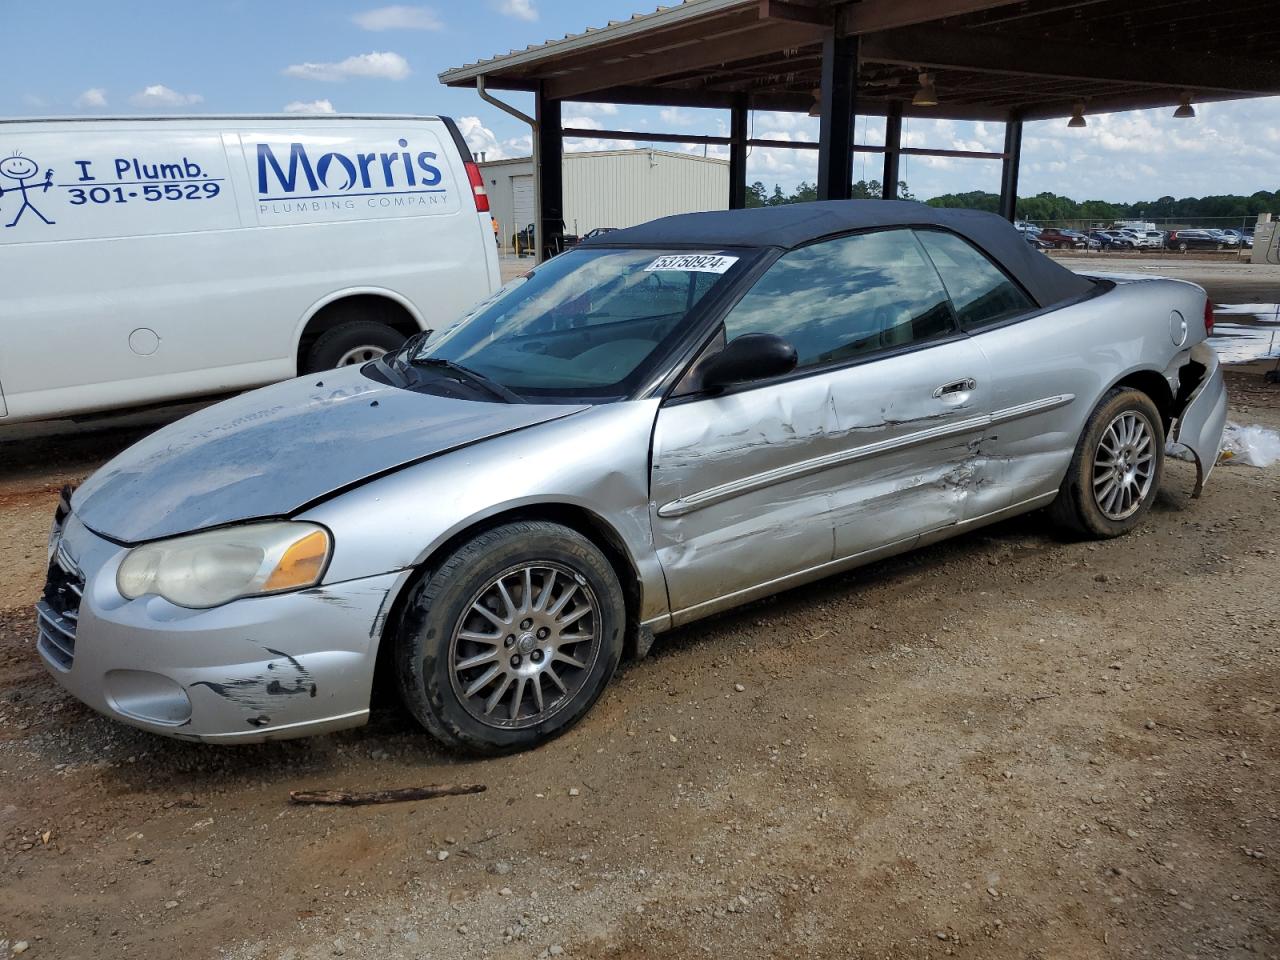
[480, 149, 728, 247]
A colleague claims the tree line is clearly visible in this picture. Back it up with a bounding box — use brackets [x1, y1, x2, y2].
[747, 180, 1278, 221]
[746, 179, 914, 206]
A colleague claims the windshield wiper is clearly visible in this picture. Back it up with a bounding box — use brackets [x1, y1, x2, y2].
[389, 329, 434, 366]
[410, 356, 524, 404]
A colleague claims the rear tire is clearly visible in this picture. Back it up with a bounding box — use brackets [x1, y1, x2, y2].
[395, 522, 626, 754]
[303, 319, 406, 373]
[1048, 388, 1165, 539]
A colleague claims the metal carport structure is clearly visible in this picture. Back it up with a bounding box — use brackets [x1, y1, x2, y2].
[441, 0, 1280, 260]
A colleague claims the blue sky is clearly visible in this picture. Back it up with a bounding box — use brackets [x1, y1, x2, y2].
[6, 1, 1279, 203]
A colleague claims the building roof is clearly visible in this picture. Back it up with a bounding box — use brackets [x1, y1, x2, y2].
[478, 148, 728, 168]
[441, 0, 1280, 121]
[585, 199, 1095, 307]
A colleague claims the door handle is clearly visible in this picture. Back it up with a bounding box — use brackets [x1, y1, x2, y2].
[933, 378, 977, 398]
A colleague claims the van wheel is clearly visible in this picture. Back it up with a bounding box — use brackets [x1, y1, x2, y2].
[304, 320, 406, 372]
[1048, 388, 1165, 539]
[395, 522, 626, 754]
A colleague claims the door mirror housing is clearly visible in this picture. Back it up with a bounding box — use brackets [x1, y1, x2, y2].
[699, 333, 798, 391]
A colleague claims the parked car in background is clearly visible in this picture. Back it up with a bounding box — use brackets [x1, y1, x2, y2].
[1037, 228, 1099, 250]
[1166, 229, 1231, 251]
[1116, 229, 1158, 249]
[0, 114, 500, 423]
[1212, 229, 1244, 247]
[1141, 230, 1167, 248]
[1088, 230, 1135, 250]
[40, 201, 1227, 753]
[582, 227, 618, 240]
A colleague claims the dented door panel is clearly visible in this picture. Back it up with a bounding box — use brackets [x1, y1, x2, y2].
[650, 338, 991, 616]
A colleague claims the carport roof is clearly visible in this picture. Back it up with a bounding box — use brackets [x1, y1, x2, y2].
[440, 0, 1280, 121]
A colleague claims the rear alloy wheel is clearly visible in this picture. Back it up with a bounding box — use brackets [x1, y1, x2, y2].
[1048, 388, 1165, 539]
[395, 521, 626, 754]
[1091, 411, 1157, 521]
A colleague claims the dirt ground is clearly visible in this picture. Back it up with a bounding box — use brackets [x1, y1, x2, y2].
[2, 362, 1279, 958]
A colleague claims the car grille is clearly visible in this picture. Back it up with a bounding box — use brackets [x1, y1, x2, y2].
[37, 545, 84, 671]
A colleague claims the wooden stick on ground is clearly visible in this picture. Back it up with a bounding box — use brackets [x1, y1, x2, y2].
[289, 784, 486, 806]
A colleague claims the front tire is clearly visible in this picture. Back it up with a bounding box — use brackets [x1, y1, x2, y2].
[1048, 388, 1165, 539]
[395, 522, 626, 754]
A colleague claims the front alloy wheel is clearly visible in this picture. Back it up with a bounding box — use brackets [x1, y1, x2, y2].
[449, 563, 601, 729]
[395, 521, 625, 754]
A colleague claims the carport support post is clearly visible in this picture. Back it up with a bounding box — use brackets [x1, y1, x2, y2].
[535, 87, 564, 262]
[998, 116, 1023, 222]
[816, 31, 857, 201]
[881, 100, 902, 200]
[729, 94, 748, 209]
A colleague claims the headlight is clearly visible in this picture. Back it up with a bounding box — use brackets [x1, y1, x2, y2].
[117, 522, 331, 608]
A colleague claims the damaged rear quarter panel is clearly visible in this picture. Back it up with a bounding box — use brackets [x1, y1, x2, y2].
[965, 278, 1209, 514]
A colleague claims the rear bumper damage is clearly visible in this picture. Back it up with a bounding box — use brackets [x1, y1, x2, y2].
[1171, 343, 1229, 497]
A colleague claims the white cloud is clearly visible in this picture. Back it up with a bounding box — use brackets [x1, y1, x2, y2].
[457, 115, 503, 159]
[130, 84, 203, 109]
[562, 115, 604, 131]
[283, 51, 410, 83]
[495, 0, 537, 21]
[570, 102, 619, 116]
[660, 107, 694, 127]
[353, 5, 442, 31]
[284, 99, 336, 115]
[22, 93, 48, 108]
[75, 88, 108, 109]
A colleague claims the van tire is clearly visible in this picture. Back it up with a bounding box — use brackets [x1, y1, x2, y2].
[304, 320, 406, 372]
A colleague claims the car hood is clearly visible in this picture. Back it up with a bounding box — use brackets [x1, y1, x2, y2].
[72, 366, 589, 544]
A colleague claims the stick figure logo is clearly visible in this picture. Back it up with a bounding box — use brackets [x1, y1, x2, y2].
[0, 151, 56, 228]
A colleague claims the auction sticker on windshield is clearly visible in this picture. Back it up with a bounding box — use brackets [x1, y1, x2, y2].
[644, 253, 738, 273]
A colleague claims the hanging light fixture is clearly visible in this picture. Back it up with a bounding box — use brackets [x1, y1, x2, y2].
[808, 87, 822, 118]
[1067, 101, 1087, 128]
[1173, 92, 1196, 119]
[911, 72, 938, 107]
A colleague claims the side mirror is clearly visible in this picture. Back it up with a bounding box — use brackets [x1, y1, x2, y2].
[700, 333, 798, 390]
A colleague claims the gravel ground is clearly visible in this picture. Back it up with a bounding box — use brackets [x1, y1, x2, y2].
[1, 265, 1278, 959]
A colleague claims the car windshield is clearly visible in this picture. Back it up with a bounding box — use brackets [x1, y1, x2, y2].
[408, 246, 751, 401]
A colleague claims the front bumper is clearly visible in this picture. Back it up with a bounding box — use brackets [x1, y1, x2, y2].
[38, 514, 407, 743]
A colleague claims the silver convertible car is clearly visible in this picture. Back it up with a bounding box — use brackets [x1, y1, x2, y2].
[39, 201, 1227, 753]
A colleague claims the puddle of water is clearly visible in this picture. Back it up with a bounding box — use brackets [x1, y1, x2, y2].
[1208, 303, 1280, 365]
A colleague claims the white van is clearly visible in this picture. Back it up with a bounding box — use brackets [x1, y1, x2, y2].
[0, 115, 499, 423]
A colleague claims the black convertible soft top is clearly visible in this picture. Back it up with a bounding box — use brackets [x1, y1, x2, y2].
[587, 200, 1094, 309]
